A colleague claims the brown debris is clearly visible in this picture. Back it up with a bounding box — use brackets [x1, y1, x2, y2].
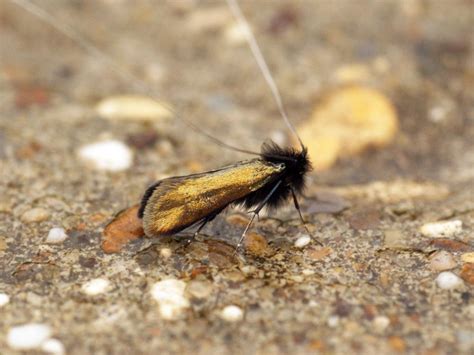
[307, 247, 332, 261]
[429, 239, 472, 252]
[15, 140, 42, 160]
[388, 336, 406, 353]
[267, 6, 299, 34]
[15, 84, 50, 108]
[460, 263, 474, 285]
[347, 210, 381, 230]
[126, 131, 159, 150]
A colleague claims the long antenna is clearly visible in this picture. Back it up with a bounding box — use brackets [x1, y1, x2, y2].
[9, 0, 262, 157]
[225, 0, 305, 150]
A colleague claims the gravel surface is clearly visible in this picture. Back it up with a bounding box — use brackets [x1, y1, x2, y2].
[0, 1, 473, 354]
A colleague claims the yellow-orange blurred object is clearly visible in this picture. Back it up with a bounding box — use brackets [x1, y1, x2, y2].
[297, 86, 399, 170]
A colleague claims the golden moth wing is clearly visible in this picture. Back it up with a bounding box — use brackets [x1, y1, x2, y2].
[142, 159, 283, 237]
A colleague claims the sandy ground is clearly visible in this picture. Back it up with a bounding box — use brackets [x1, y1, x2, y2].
[0, 1, 473, 354]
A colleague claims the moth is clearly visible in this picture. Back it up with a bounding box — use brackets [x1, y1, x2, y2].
[13, 0, 316, 250]
[139, 141, 311, 249]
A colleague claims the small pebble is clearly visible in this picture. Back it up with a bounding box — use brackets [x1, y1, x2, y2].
[244, 232, 270, 256]
[333, 63, 371, 83]
[388, 336, 406, 352]
[225, 22, 251, 44]
[383, 229, 406, 248]
[290, 275, 304, 283]
[307, 247, 332, 261]
[186, 280, 213, 299]
[0, 292, 10, 307]
[21, 208, 50, 223]
[81, 278, 110, 296]
[160, 248, 172, 259]
[151, 279, 189, 320]
[226, 214, 249, 227]
[436, 271, 463, 289]
[220, 305, 244, 322]
[429, 250, 457, 271]
[41, 338, 65, 355]
[420, 220, 462, 238]
[373, 315, 390, 332]
[7, 323, 52, 350]
[96, 95, 172, 122]
[294, 235, 311, 248]
[78, 140, 133, 172]
[45, 227, 68, 244]
[327, 315, 339, 328]
[461, 252, 474, 263]
[429, 105, 450, 123]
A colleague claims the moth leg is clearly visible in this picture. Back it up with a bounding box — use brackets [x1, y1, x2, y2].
[291, 188, 323, 246]
[235, 180, 283, 253]
[194, 207, 226, 237]
[179, 220, 207, 247]
[193, 219, 209, 237]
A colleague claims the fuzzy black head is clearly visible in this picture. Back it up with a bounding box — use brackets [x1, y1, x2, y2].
[237, 140, 312, 210]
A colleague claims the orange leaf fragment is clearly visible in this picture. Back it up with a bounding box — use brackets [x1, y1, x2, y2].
[102, 205, 144, 254]
[460, 263, 474, 285]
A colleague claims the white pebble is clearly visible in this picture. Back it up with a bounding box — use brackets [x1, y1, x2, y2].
[327, 315, 339, 328]
[436, 271, 463, 289]
[429, 250, 457, 271]
[45, 228, 68, 244]
[41, 338, 65, 355]
[220, 305, 244, 322]
[151, 279, 189, 320]
[429, 105, 449, 123]
[420, 220, 462, 238]
[96, 95, 172, 122]
[373, 315, 390, 332]
[81, 278, 110, 296]
[78, 140, 133, 172]
[7, 323, 52, 350]
[294, 235, 311, 248]
[0, 293, 10, 307]
[225, 23, 251, 44]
